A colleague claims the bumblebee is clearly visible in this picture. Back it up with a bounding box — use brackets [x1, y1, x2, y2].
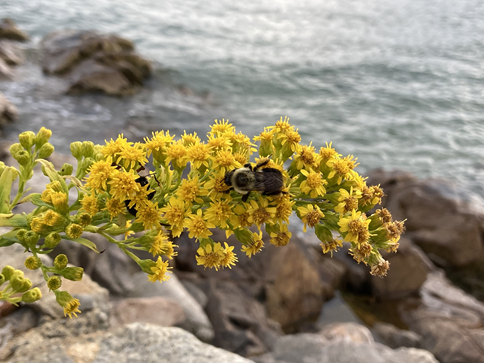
[224, 159, 285, 202]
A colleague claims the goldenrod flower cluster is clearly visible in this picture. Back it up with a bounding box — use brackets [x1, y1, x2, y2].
[0, 119, 404, 316]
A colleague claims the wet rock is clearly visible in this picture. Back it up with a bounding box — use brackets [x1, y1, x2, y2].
[369, 237, 433, 299]
[0, 92, 18, 127]
[372, 322, 421, 349]
[109, 297, 186, 329]
[0, 19, 29, 42]
[367, 169, 484, 267]
[0, 58, 14, 80]
[399, 271, 484, 363]
[254, 322, 438, 363]
[41, 30, 151, 96]
[4, 324, 254, 363]
[204, 279, 282, 357]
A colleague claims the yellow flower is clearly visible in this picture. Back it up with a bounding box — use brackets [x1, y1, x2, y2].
[43, 209, 64, 227]
[102, 134, 130, 159]
[233, 203, 252, 228]
[117, 142, 147, 170]
[202, 172, 231, 200]
[213, 149, 241, 174]
[147, 257, 172, 282]
[209, 119, 235, 136]
[269, 223, 292, 247]
[207, 134, 232, 152]
[149, 231, 178, 258]
[181, 130, 201, 147]
[247, 198, 277, 229]
[184, 209, 215, 240]
[187, 142, 211, 170]
[300, 169, 327, 198]
[338, 209, 370, 244]
[41, 189, 54, 204]
[160, 197, 186, 237]
[144, 130, 174, 163]
[51, 191, 69, 214]
[292, 143, 321, 170]
[279, 129, 301, 152]
[267, 116, 293, 134]
[319, 142, 341, 161]
[220, 242, 238, 268]
[165, 140, 188, 170]
[108, 169, 141, 201]
[54, 290, 81, 319]
[321, 238, 343, 256]
[205, 199, 234, 229]
[85, 159, 116, 193]
[241, 231, 264, 258]
[334, 187, 362, 215]
[196, 242, 224, 270]
[327, 155, 359, 185]
[297, 204, 324, 232]
[136, 200, 162, 231]
[104, 197, 125, 220]
[274, 193, 295, 224]
[65, 223, 83, 239]
[176, 176, 203, 203]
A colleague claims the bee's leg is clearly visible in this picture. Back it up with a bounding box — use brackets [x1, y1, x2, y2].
[244, 163, 253, 171]
[263, 191, 286, 197]
[253, 158, 270, 172]
[242, 192, 250, 202]
[223, 187, 234, 194]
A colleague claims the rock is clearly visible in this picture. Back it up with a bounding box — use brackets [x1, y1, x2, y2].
[372, 322, 421, 349]
[204, 279, 282, 357]
[0, 57, 14, 80]
[127, 271, 215, 343]
[109, 297, 186, 329]
[367, 169, 484, 267]
[369, 237, 433, 299]
[0, 40, 22, 65]
[0, 92, 18, 127]
[0, 19, 29, 42]
[399, 271, 484, 363]
[319, 322, 374, 343]
[176, 229, 329, 333]
[4, 324, 254, 363]
[254, 322, 438, 363]
[40, 30, 151, 96]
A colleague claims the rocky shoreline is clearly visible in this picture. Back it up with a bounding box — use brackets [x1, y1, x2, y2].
[1, 19, 484, 363]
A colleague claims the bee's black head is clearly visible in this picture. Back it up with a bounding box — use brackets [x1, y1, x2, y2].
[224, 170, 235, 186]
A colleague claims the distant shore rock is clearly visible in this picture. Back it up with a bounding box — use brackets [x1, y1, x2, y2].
[40, 30, 152, 96]
[0, 92, 18, 130]
[0, 18, 29, 42]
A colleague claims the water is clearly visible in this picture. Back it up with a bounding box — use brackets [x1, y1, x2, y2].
[1, 0, 484, 198]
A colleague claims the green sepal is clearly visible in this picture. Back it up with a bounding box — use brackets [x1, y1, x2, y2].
[36, 159, 69, 194]
[62, 235, 100, 253]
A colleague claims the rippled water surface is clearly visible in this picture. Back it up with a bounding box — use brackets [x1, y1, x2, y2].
[2, 0, 484, 196]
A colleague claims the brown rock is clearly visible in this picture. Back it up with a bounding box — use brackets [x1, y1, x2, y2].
[204, 279, 282, 357]
[367, 169, 484, 267]
[369, 237, 433, 299]
[0, 19, 29, 42]
[399, 271, 484, 363]
[0, 92, 18, 126]
[110, 297, 186, 329]
[0, 40, 22, 65]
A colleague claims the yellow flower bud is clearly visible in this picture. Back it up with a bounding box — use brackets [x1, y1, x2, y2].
[51, 192, 69, 214]
[41, 189, 54, 203]
[76, 213, 92, 227]
[65, 223, 83, 239]
[14, 150, 31, 166]
[70, 141, 83, 159]
[38, 143, 55, 159]
[60, 267, 83, 281]
[44, 232, 61, 249]
[1, 265, 15, 280]
[54, 254, 68, 270]
[0, 273, 5, 285]
[30, 217, 50, 234]
[19, 131, 36, 150]
[9, 143, 23, 157]
[81, 141, 94, 158]
[35, 126, 52, 147]
[10, 272, 27, 292]
[47, 275, 62, 290]
[59, 163, 74, 176]
[0, 161, 5, 176]
[25, 256, 42, 270]
[47, 181, 63, 192]
[16, 229, 28, 243]
[22, 287, 42, 303]
[24, 230, 40, 247]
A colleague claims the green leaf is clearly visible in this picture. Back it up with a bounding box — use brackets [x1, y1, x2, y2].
[0, 213, 28, 228]
[62, 235, 100, 253]
[0, 167, 17, 213]
[29, 194, 52, 208]
[0, 229, 20, 247]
